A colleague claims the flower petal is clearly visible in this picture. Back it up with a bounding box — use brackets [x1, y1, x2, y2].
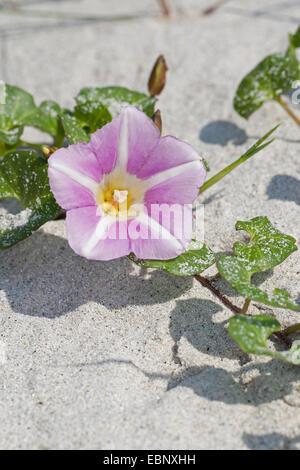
[48, 143, 100, 210]
[66, 206, 131, 261]
[116, 106, 160, 174]
[89, 116, 121, 174]
[48, 168, 97, 210]
[138, 136, 206, 204]
[136, 135, 206, 182]
[144, 160, 204, 204]
[129, 209, 190, 260]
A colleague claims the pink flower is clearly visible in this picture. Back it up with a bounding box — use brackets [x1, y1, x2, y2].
[48, 106, 206, 260]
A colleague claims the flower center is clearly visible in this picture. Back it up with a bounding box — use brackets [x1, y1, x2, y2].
[98, 186, 131, 216]
[96, 169, 146, 218]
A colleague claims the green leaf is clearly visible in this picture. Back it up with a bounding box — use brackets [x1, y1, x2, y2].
[0, 150, 61, 248]
[234, 53, 300, 118]
[0, 84, 37, 145]
[0, 127, 23, 147]
[24, 100, 64, 140]
[288, 26, 300, 54]
[229, 314, 300, 365]
[75, 86, 156, 118]
[60, 111, 89, 144]
[217, 216, 298, 310]
[202, 156, 210, 172]
[74, 101, 112, 133]
[218, 256, 298, 310]
[129, 241, 215, 276]
[200, 125, 279, 194]
[0, 85, 64, 146]
[234, 217, 297, 272]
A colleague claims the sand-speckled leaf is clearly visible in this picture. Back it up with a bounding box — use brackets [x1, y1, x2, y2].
[0, 150, 61, 248]
[234, 217, 297, 272]
[75, 87, 156, 118]
[218, 255, 298, 310]
[229, 315, 300, 365]
[234, 54, 300, 118]
[24, 100, 64, 141]
[129, 241, 215, 276]
[0, 127, 23, 147]
[74, 101, 112, 133]
[60, 111, 89, 144]
[0, 84, 37, 145]
[217, 217, 298, 310]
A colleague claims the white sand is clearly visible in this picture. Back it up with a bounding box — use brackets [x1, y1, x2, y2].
[0, 0, 300, 450]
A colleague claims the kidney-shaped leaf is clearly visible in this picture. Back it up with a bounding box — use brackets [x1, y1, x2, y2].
[234, 217, 297, 273]
[0, 150, 61, 248]
[229, 314, 300, 365]
[0, 85, 65, 145]
[24, 100, 64, 141]
[74, 101, 112, 133]
[217, 217, 298, 310]
[0, 84, 37, 145]
[75, 86, 156, 118]
[234, 53, 300, 118]
[129, 241, 215, 276]
[60, 111, 90, 145]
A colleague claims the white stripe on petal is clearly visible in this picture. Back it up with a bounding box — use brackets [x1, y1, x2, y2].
[83, 215, 113, 257]
[137, 212, 184, 249]
[51, 162, 99, 195]
[144, 160, 201, 190]
[117, 109, 129, 169]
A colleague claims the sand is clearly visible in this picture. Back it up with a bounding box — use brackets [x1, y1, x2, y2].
[0, 0, 300, 450]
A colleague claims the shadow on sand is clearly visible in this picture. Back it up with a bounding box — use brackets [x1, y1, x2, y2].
[0, 229, 193, 318]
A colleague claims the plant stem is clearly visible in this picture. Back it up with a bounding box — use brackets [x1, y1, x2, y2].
[276, 96, 300, 128]
[0, 142, 6, 156]
[194, 274, 295, 349]
[194, 274, 243, 314]
[241, 298, 251, 314]
[55, 211, 66, 220]
[55, 133, 65, 148]
[199, 152, 256, 194]
[281, 323, 300, 336]
[157, 0, 170, 16]
[199, 125, 278, 194]
[203, 0, 231, 15]
[19, 141, 44, 150]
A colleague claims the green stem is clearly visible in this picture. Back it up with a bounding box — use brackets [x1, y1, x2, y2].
[241, 298, 251, 314]
[19, 140, 44, 150]
[0, 142, 6, 156]
[199, 150, 260, 194]
[282, 323, 300, 336]
[199, 124, 278, 194]
[276, 96, 300, 128]
[54, 132, 65, 148]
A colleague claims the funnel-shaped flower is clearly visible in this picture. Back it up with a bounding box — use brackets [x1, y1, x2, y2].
[48, 106, 206, 260]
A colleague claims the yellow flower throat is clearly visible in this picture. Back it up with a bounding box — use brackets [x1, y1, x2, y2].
[96, 169, 145, 218]
[97, 187, 130, 216]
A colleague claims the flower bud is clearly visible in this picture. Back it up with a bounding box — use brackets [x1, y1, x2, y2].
[42, 146, 57, 160]
[157, 0, 170, 16]
[148, 55, 168, 97]
[152, 109, 162, 135]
